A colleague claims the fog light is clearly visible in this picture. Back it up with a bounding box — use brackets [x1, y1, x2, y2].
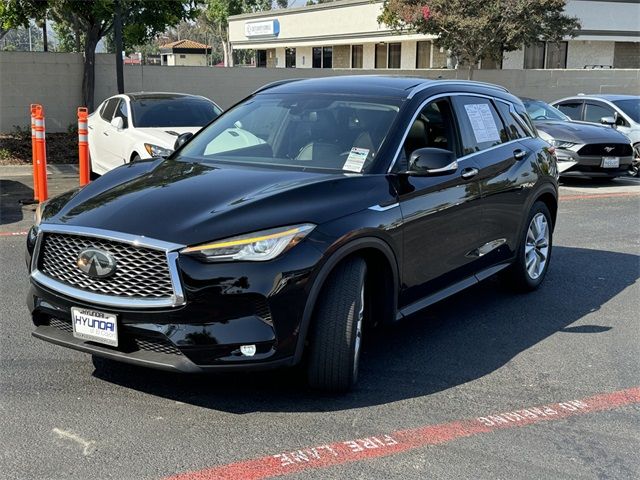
[240, 344, 256, 357]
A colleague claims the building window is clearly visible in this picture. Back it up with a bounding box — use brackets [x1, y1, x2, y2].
[322, 46, 333, 68]
[524, 42, 545, 69]
[312, 47, 322, 68]
[179, 54, 186, 59]
[545, 42, 567, 69]
[416, 41, 431, 68]
[388, 43, 401, 69]
[352, 45, 363, 69]
[375, 43, 387, 69]
[285, 48, 296, 68]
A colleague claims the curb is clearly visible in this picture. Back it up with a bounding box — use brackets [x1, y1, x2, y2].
[0, 164, 79, 177]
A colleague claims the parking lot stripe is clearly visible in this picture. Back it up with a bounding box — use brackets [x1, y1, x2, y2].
[560, 192, 640, 201]
[0, 231, 27, 237]
[165, 387, 640, 480]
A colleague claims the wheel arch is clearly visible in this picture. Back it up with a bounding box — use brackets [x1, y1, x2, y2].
[536, 190, 558, 228]
[293, 236, 399, 364]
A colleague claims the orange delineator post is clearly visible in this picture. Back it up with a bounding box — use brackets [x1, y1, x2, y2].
[30, 104, 40, 201]
[34, 106, 48, 202]
[77, 107, 90, 186]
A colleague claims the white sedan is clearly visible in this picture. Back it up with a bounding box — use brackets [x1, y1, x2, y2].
[88, 92, 222, 175]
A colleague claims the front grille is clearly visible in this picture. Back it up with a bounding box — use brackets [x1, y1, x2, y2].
[39, 233, 174, 299]
[578, 143, 633, 157]
[135, 338, 183, 355]
[50, 317, 73, 333]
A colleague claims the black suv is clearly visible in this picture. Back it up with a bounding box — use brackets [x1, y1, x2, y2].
[27, 76, 558, 392]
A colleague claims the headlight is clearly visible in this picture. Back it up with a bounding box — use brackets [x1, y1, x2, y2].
[550, 140, 577, 149]
[181, 224, 315, 262]
[144, 143, 173, 157]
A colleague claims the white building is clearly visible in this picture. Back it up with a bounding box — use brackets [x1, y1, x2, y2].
[228, 0, 640, 70]
[159, 39, 212, 67]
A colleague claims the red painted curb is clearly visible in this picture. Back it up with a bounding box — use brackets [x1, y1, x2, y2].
[165, 387, 640, 480]
[0, 231, 28, 237]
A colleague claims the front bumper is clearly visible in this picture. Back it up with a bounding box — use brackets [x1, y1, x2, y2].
[27, 237, 324, 372]
[555, 150, 633, 178]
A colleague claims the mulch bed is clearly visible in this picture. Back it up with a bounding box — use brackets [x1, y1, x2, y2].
[0, 132, 77, 165]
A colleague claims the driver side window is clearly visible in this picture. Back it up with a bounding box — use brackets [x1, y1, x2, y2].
[397, 98, 458, 171]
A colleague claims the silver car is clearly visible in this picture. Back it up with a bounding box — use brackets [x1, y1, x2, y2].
[522, 98, 634, 179]
[552, 94, 640, 175]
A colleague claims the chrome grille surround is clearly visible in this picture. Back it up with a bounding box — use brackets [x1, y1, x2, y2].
[31, 224, 186, 309]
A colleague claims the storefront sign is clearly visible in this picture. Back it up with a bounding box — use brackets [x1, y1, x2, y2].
[245, 19, 280, 37]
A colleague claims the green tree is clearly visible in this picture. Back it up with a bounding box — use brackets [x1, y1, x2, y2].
[379, 0, 581, 78]
[45, 0, 199, 110]
[0, 0, 47, 41]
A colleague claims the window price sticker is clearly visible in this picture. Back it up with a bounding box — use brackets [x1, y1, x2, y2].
[343, 147, 369, 172]
[464, 103, 501, 143]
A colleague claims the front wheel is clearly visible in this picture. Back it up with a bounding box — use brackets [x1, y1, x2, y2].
[307, 257, 367, 392]
[505, 201, 553, 292]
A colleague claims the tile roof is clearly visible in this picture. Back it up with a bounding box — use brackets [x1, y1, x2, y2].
[160, 39, 211, 50]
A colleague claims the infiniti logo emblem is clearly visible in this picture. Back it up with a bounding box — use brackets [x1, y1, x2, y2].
[77, 249, 117, 278]
[604, 146, 615, 153]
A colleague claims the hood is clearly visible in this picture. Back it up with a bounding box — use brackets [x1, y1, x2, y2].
[134, 127, 200, 149]
[534, 120, 630, 144]
[41, 158, 390, 247]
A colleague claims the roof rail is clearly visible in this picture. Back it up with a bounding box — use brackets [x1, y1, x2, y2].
[407, 79, 509, 99]
[252, 78, 303, 95]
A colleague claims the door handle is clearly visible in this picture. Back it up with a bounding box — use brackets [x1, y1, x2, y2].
[103, 132, 109, 136]
[461, 167, 478, 179]
[513, 149, 527, 160]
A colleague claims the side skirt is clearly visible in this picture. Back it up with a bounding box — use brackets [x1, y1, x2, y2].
[396, 262, 511, 320]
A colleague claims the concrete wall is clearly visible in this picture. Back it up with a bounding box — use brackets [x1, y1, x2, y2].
[1, 51, 639, 133]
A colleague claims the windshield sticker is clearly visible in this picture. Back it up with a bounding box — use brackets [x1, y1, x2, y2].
[464, 104, 501, 143]
[343, 148, 369, 172]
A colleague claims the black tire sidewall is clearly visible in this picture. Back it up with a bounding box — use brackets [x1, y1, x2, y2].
[307, 257, 367, 392]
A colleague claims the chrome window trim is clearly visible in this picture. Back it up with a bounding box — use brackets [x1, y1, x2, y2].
[388, 92, 529, 173]
[31, 224, 186, 309]
[495, 99, 536, 138]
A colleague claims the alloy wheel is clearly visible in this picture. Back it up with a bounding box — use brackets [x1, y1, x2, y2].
[525, 213, 550, 280]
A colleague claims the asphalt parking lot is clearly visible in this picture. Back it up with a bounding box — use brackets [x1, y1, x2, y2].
[1, 167, 639, 480]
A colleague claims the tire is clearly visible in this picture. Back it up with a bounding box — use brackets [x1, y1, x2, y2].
[131, 154, 142, 163]
[505, 201, 553, 292]
[307, 257, 367, 392]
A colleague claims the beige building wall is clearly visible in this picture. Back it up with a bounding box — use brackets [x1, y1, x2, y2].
[164, 53, 208, 67]
[566, 41, 615, 68]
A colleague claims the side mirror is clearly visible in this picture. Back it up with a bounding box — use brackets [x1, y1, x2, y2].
[600, 116, 616, 128]
[407, 148, 458, 176]
[110, 116, 124, 130]
[174, 132, 194, 151]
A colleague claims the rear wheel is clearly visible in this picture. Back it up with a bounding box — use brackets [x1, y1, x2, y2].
[505, 201, 553, 292]
[307, 257, 367, 392]
[131, 153, 142, 163]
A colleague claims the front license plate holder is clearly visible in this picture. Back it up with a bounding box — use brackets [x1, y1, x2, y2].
[71, 307, 118, 347]
[601, 156, 620, 168]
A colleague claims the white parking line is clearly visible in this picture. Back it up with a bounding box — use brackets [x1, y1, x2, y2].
[52, 428, 96, 456]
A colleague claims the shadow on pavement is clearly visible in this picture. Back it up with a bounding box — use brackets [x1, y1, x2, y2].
[0, 179, 33, 225]
[94, 245, 639, 412]
[560, 176, 639, 189]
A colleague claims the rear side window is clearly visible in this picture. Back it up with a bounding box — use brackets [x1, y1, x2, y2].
[495, 101, 529, 139]
[584, 102, 615, 123]
[452, 96, 508, 155]
[100, 98, 119, 121]
[555, 101, 583, 120]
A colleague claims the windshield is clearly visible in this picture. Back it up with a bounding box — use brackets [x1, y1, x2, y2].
[179, 94, 402, 173]
[522, 100, 570, 122]
[131, 97, 221, 128]
[613, 99, 640, 123]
